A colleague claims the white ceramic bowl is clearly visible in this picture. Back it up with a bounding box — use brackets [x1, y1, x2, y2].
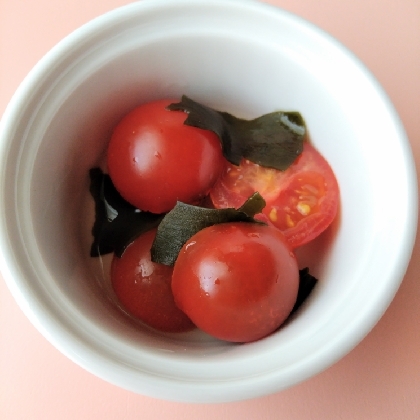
[0, 0, 417, 403]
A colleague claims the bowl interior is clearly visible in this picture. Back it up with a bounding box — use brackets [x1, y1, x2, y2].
[0, 0, 416, 402]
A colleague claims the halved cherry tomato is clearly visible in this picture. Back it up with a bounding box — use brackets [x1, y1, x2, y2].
[171, 222, 299, 343]
[111, 229, 195, 333]
[107, 99, 225, 214]
[210, 142, 339, 248]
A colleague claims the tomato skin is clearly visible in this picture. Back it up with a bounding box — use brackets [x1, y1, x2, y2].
[210, 142, 339, 248]
[171, 223, 299, 342]
[107, 99, 225, 214]
[111, 229, 195, 333]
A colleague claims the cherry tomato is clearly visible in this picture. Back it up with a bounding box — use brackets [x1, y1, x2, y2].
[210, 142, 339, 248]
[111, 229, 195, 333]
[107, 99, 225, 214]
[171, 222, 299, 342]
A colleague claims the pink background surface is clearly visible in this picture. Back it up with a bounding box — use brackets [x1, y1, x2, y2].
[1, 0, 420, 418]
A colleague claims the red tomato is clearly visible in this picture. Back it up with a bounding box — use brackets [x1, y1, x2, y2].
[111, 229, 195, 333]
[171, 222, 299, 343]
[107, 99, 225, 214]
[210, 142, 339, 248]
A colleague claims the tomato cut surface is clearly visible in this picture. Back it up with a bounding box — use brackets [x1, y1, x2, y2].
[107, 99, 225, 214]
[111, 229, 195, 333]
[210, 142, 339, 248]
[171, 222, 299, 343]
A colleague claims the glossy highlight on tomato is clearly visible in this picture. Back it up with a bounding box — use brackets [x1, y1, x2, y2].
[111, 229, 195, 333]
[107, 99, 225, 214]
[210, 142, 339, 248]
[171, 222, 300, 342]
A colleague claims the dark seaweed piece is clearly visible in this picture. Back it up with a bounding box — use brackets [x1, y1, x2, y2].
[291, 268, 318, 314]
[167, 95, 306, 171]
[89, 168, 164, 258]
[151, 192, 266, 266]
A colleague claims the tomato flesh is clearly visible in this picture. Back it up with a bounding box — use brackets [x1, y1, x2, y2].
[111, 229, 195, 333]
[107, 99, 225, 214]
[210, 142, 339, 248]
[171, 222, 299, 342]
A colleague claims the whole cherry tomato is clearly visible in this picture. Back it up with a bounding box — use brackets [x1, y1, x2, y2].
[171, 222, 299, 342]
[107, 99, 225, 214]
[111, 229, 195, 333]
